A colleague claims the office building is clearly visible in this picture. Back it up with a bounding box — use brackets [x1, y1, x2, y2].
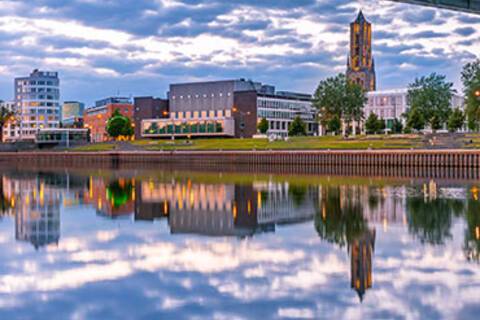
[83, 97, 134, 143]
[142, 79, 317, 139]
[133, 97, 169, 140]
[347, 11, 376, 92]
[62, 101, 85, 128]
[14, 69, 60, 140]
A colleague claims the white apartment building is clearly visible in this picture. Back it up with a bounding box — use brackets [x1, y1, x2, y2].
[14, 69, 60, 141]
[365, 89, 465, 131]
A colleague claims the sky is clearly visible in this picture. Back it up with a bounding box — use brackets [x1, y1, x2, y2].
[0, 0, 479, 106]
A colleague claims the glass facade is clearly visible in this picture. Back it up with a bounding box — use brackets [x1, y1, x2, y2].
[14, 70, 60, 139]
[143, 118, 234, 137]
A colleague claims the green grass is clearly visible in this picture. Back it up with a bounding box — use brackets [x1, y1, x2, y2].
[134, 135, 422, 151]
[71, 143, 117, 152]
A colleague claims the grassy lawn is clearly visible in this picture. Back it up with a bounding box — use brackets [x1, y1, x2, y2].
[71, 143, 117, 152]
[133, 135, 422, 151]
[463, 134, 480, 148]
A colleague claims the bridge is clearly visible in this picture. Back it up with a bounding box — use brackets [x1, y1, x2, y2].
[388, 0, 480, 14]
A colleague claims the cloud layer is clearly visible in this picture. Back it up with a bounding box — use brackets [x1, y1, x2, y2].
[0, 0, 478, 105]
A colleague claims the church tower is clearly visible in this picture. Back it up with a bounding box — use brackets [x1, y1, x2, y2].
[347, 10, 376, 92]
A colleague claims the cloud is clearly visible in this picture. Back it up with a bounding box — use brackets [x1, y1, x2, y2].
[0, 0, 478, 104]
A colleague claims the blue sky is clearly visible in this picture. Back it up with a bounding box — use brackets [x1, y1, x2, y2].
[0, 0, 479, 106]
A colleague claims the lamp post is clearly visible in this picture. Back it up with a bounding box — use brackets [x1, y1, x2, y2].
[232, 107, 251, 138]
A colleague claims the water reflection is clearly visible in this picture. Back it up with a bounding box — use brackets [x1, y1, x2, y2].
[0, 168, 480, 318]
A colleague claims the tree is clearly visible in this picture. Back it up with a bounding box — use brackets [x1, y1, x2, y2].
[406, 107, 425, 132]
[447, 108, 465, 133]
[392, 118, 403, 134]
[106, 109, 134, 139]
[288, 116, 307, 136]
[327, 114, 341, 135]
[313, 73, 366, 135]
[257, 118, 269, 134]
[0, 106, 14, 143]
[406, 73, 453, 130]
[461, 59, 480, 131]
[377, 117, 386, 134]
[365, 113, 380, 134]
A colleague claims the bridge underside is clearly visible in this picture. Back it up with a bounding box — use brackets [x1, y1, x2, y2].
[388, 0, 480, 14]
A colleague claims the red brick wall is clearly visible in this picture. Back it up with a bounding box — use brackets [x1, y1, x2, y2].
[84, 103, 134, 143]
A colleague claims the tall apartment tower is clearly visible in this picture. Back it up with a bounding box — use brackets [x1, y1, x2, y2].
[14, 69, 60, 140]
[346, 11, 376, 92]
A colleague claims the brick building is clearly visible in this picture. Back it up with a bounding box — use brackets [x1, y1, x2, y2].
[83, 97, 134, 143]
[133, 97, 169, 140]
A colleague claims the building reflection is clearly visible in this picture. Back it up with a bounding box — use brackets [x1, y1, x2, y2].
[315, 185, 376, 301]
[136, 179, 318, 236]
[84, 177, 135, 218]
[0, 172, 88, 249]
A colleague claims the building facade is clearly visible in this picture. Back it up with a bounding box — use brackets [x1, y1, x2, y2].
[62, 101, 85, 128]
[141, 79, 317, 139]
[257, 91, 317, 137]
[346, 11, 376, 92]
[364, 89, 465, 131]
[14, 70, 60, 140]
[133, 97, 169, 139]
[83, 97, 134, 143]
[1, 100, 17, 142]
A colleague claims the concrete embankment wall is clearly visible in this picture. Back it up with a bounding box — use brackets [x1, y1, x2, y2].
[1, 150, 479, 180]
[0, 150, 480, 168]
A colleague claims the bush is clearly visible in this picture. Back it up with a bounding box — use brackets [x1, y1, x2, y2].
[257, 118, 269, 134]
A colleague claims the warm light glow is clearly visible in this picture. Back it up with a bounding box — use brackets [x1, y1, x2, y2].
[475, 90, 480, 97]
[233, 202, 238, 220]
[476, 226, 480, 240]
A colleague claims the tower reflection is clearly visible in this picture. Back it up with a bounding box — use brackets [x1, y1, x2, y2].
[349, 228, 375, 302]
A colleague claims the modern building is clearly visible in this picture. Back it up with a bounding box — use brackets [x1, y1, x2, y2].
[141, 79, 317, 139]
[35, 128, 89, 147]
[133, 97, 169, 139]
[83, 97, 134, 143]
[257, 90, 317, 137]
[14, 69, 60, 140]
[364, 89, 465, 131]
[347, 11, 376, 92]
[62, 101, 85, 128]
[1, 100, 17, 142]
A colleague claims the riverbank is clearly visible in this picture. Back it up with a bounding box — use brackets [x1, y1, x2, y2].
[68, 133, 480, 152]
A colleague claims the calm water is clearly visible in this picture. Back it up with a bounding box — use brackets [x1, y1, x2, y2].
[0, 167, 479, 319]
